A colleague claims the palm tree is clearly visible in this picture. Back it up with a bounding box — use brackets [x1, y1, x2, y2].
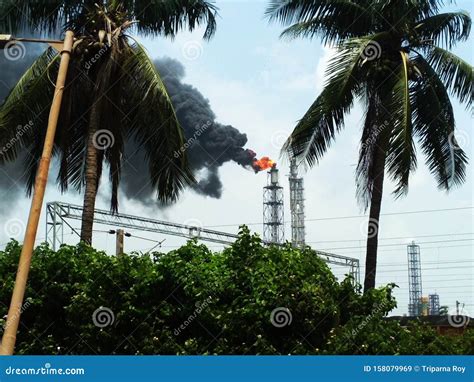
[0, 0, 218, 243]
[266, 0, 472, 291]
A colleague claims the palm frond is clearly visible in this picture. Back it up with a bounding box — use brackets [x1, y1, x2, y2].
[282, 35, 391, 166]
[280, 11, 372, 43]
[266, 0, 369, 25]
[0, 0, 77, 34]
[385, 52, 417, 198]
[0, 47, 59, 164]
[0, 1, 218, 39]
[135, 0, 218, 39]
[274, 0, 372, 43]
[55, 57, 92, 194]
[121, 42, 195, 203]
[426, 46, 474, 107]
[377, 0, 454, 25]
[415, 11, 471, 49]
[411, 55, 467, 190]
[413, 0, 455, 17]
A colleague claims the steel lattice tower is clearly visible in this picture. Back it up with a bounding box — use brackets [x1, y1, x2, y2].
[407, 242, 423, 316]
[428, 294, 440, 315]
[289, 159, 305, 248]
[263, 165, 284, 244]
[45, 201, 361, 278]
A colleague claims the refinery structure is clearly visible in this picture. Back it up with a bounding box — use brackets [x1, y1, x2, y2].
[46, 159, 361, 282]
[407, 241, 443, 317]
[262, 159, 305, 247]
[289, 159, 305, 248]
[408, 242, 423, 316]
[44, 160, 460, 310]
[262, 164, 284, 244]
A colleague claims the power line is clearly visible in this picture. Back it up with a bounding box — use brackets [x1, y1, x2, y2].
[332, 243, 473, 255]
[378, 273, 474, 282]
[96, 229, 166, 245]
[377, 275, 473, 279]
[366, 260, 473, 267]
[377, 265, 474, 273]
[384, 279, 473, 284]
[395, 286, 472, 290]
[319, 238, 474, 251]
[307, 232, 473, 244]
[205, 206, 473, 228]
[395, 294, 473, 298]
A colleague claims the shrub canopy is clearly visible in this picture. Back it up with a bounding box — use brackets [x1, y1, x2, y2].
[0, 227, 471, 354]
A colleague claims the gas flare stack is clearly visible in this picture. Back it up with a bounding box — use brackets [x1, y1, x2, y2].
[263, 164, 284, 244]
[289, 159, 305, 248]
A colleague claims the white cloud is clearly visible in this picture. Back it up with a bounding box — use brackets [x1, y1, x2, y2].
[315, 45, 337, 93]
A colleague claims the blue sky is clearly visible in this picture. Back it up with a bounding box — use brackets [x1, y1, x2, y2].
[0, 0, 472, 316]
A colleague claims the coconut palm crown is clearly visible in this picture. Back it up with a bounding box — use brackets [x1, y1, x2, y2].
[0, 1, 218, 243]
[266, 0, 473, 290]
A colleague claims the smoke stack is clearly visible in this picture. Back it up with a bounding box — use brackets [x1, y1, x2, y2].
[289, 159, 305, 248]
[263, 164, 284, 244]
[269, 164, 279, 185]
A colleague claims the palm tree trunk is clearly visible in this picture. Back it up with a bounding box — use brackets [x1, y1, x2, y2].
[80, 110, 99, 244]
[363, 146, 387, 293]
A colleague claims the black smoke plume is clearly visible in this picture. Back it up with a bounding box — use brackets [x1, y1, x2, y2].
[120, 57, 255, 204]
[0, 52, 255, 210]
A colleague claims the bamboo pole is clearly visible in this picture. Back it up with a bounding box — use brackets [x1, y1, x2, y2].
[0, 31, 74, 355]
[116, 229, 124, 256]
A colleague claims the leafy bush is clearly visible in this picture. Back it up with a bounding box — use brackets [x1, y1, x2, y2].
[0, 227, 470, 354]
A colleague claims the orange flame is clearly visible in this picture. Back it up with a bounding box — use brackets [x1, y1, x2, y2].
[252, 156, 275, 172]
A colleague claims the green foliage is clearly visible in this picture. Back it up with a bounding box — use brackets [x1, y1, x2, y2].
[0, 1, 218, 39]
[0, 1, 219, 211]
[0, 228, 470, 355]
[322, 318, 474, 355]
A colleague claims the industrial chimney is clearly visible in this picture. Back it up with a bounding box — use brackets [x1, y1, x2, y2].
[289, 159, 305, 248]
[407, 241, 423, 316]
[263, 164, 284, 244]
